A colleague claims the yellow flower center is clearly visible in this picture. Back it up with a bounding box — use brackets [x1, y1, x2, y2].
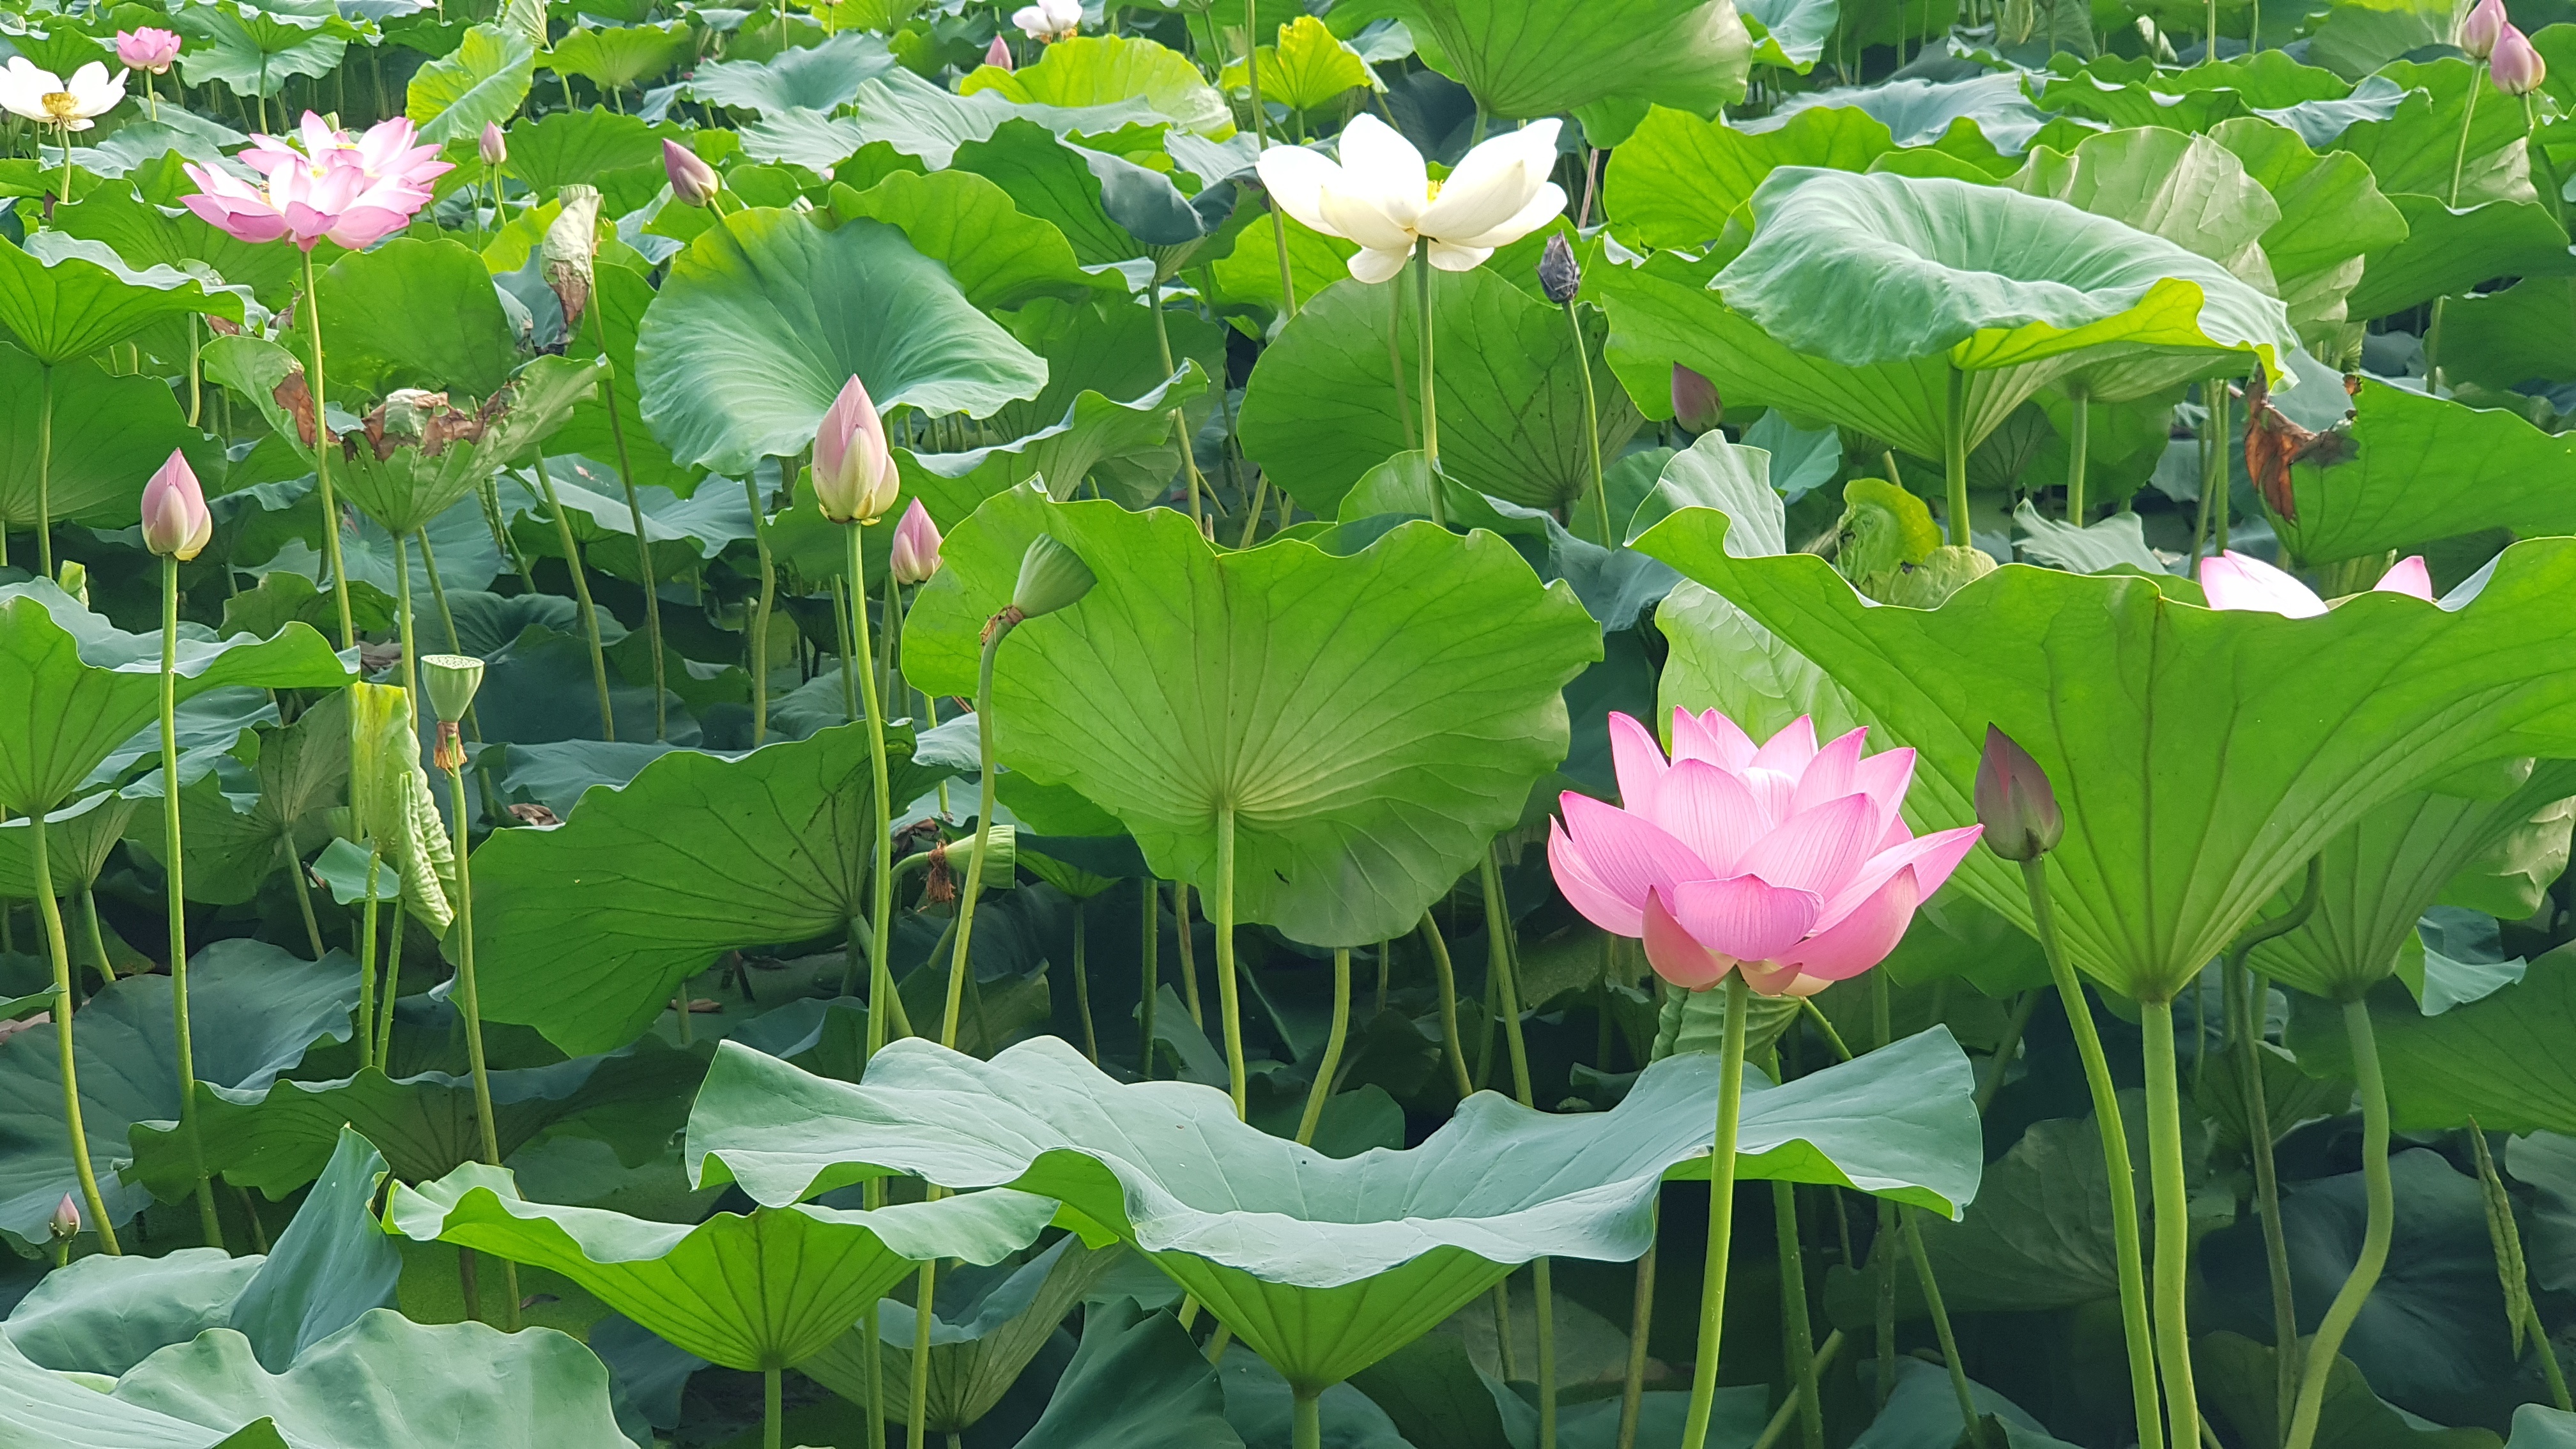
[40, 91, 80, 121]
[1426, 178, 1443, 201]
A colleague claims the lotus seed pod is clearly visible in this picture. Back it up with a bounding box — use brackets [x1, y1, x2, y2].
[422, 654, 486, 726]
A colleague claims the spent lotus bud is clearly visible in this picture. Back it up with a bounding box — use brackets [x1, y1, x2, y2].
[889, 498, 943, 585]
[1974, 726, 2062, 862]
[542, 185, 601, 331]
[2494, 24, 2547, 94]
[479, 121, 507, 167]
[985, 34, 1015, 70]
[1671, 364, 1721, 434]
[814, 375, 900, 524]
[141, 448, 212, 561]
[1537, 233, 1581, 305]
[49, 1193, 79, 1241]
[422, 654, 486, 726]
[2461, 0, 2508, 58]
[116, 27, 182, 73]
[664, 139, 719, 208]
[1008, 533, 1095, 620]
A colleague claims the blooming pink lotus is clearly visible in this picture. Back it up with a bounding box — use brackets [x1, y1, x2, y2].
[240, 112, 449, 192]
[116, 28, 182, 74]
[2197, 550, 2432, 618]
[1549, 709, 1983, 997]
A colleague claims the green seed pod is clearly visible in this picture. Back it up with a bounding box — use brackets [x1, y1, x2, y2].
[422, 654, 486, 726]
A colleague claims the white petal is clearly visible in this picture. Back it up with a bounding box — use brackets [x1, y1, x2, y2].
[1418, 119, 1558, 240]
[1424, 240, 1492, 272]
[1347, 246, 1409, 283]
[1446, 183, 1569, 250]
[1332, 112, 1429, 230]
[1255, 144, 1340, 238]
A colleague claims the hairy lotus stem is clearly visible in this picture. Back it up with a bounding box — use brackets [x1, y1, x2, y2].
[282, 832, 326, 959]
[1774, 1177, 1824, 1449]
[1214, 802, 1247, 1115]
[2021, 857, 2161, 1449]
[394, 535, 422, 735]
[1614, 1206, 1657, 1449]
[2426, 61, 2487, 388]
[1561, 298, 1613, 546]
[2140, 997, 2202, 1449]
[1147, 277, 1208, 530]
[302, 252, 356, 651]
[2283, 998, 2392, 1449]
[1480, 843, 1556, 1445]
[1678, 973, 1752, 1449]
[592, 307, 667, 741]
[1905, 1209, 1989, 1448]
[532, 457, 615, 740]
[443, 751, 519, 1330]
[160, 555, 223, 1248]
[1874, 974, 1897, 1406]
[1943, 365, 1971, 548]
[2225, 855, 2322, 1429]
[1138, 881, 1160, 1078]
[1389, 280, 1415, 451]
[1071, 898, 1096, 1061]
[1416, 911, 1473, 1098]
[355, 847, 383, 1072]
[940, 615, 1011, 1048]
[764, 1363, 783, 1449]
[742, 470, 777, 746]
[2065, 381, 2090, 524]
[32, 813, 119, 1254]
[1415, 244, 1447, 526]
[1293, 947, 1351, 1144]
[844, 525, 897, 1043]
[1291, 1388, 1321, 1449]
[33, 364, 52, 576]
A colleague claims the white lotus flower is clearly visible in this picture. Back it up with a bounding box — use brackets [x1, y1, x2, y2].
[1257, 114, 1568, 283]
[0, 58, 128, 132]
[1013, 0, 1081, 42]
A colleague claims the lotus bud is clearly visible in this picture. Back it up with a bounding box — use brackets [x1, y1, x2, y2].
[1537, 233, 1581, 305]
[2461, 0, 2508, 59]
[1671, 364, 1721, 434]
[1009, 533, 1095, 620]
[889, 498, 943, 585]
[664, 139, 720, 208]
[1975, 726, 2062, 862]
[57, 560, 88, 607]
[542, 185, 602, 332]
[141, 447, 212, 561]
[479, 121, 507, 167]
[813, 375, 899, 525]
[117, 27, 181, 73]
[985, 34, 1014, 70]
[48, 1193, 79, 1241]
[2494, 24, 2547, 94]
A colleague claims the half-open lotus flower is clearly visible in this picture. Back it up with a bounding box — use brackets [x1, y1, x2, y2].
[183, 118, 445, 251]
[1549, 709, 1983, 997]
[1257, 114, 1568, 283]
[1013, 0, 1082, 42]
[116, 28, 182, 74]
[2197, 550, 2432, 618]
[0, 57, 126, 131]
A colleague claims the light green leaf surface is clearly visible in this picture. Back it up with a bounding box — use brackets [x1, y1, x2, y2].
[405, 24, 536, 148]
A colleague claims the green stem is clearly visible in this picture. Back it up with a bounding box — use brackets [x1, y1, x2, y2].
[1148, 277, 1206, 529]
[862, 1294, 886, 1449]
[283, 833, 326, 960]
[160, 556, 222, 1248]
[394, 533, 421, 730]
[2140, 998, 2201, 1449]
[445, 762, 517, 1330]
[302, 250, 355, 652]
[910, 1257, 934, 1448]
[1294, 947, 1350, 1144]
[533, 459, 614, 740]
[1477, 846, 1552, 1443]
[1561, 300, 1613, 546]
[1415, 244, 1446, 526]
[55, 120, 71, 209]
[32, 813, 118, 1254]
[1138, 881, 1160, 1078]
[356, 848, 383, 1073]
[940, 621, 1010, 1048]
[1244, 0, 1297, 326]
[1291, 1388, 1322, 1449]
[2426, 65, 2487, 390]
[1773, 1177, 1823, 1449]
[1974, 990, 2040, 1115]
[1214, 803, 1245, 1115]
[1905, 1209, 1990, 1448]
[2207, 383, 2231, 555]
[1873, 974, 1896, 1407]
[1071, 898, 1096, 1061]
[36, 363, 54, 578]
[2282, 999, 2391, 1449]
[764, 1363, 783, 1449]
[1613, 1206, 1657, 1449]
[1678, 974, 1751, 1449]
[1388, 277, 1415, 452]
[2020, 857, 2161, 1449]
[1943, 365, 1971, 548]
[1176, 882, 1203, 1028]
[743, 471, 776, 746]
[2066, 383, 2090, 524]
[1418, 912, 1473, 1099]
[592, 308, 666, 740]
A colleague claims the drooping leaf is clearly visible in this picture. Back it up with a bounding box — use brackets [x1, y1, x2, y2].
[173, 0, 349, 99]
[405, 24, 536, 148]
[332, 356, 599, 535]
[220, 1128, 402, 1372]
[1217, 18, 1377, 112]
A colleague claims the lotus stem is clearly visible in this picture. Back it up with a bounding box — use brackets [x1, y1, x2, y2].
[1071, 898, 1096, 1062]
[880, 569, 903, 726]
[1750, 1331, 1846, 1449]
[2283, 997, 2392, 1449]
[862, 1294, 886, 1449]
[1943, 365, 1970, 548]
[1147, 277, 1207, 529]
[2020, 857, 2161, 1449]
[1414, 244, 1446, 527]
[443, 758, 518, 1331]
[355, 847, 383, 1073]
[2223, 857, 2320, 1430]
[1772, 1179, 1823, 1449]
[1176, 882, 1203, 1027]
[1678, 973, 1752, 1448]
[77, 888, 111, 985]
[1389, 279, 1415, 452]
[1138, 881, 1160, 1078]
[1290, 1388, 1322, 1449]
[841, 526, 898, 1047]
[475, 473, 529, 588]
[281, 834, 323, 958]
[1480, 844, 1555, 1443]
[2065, 383, 2090, 523]
[160, 556, 222, 1249]
[1294, 947, 1351, 1144]
[31, 813, 118, 1254]
[939, 617, 1010, 1048]
[590, 309, 666, 740]
[1560, 298, 1613, 546]
[34, 363, 53, 577]
[832, 576, 858, 723]
[301, 251, 355, 652]
[393, 533, 422, 726]
[1614, 1206, 1657, 1449]
[1213, 802, 1247, 1115]
[1905, 1209, 1989, 1448]
[2206, 383, 2232, 555]
[531, 459, 614, 739]
[1416, 912, 1473, 1099]
[1873, 974, 1897, 1407]
[2140, 997, 2202, 1449]
[742, 470, 776, 746]
[1975, 990, 2040, 1114]
[764, 1364, 783, 1449]
[187, 315, 201, 428]
[910, 1257, 934, 1449]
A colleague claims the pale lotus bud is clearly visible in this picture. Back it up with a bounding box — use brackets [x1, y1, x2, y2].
[479, 121, 507, 167]
[1671, 364, 1721, 434]
[542, 185, 601, 330]
[814, 376, 900, 524]
[49, 1193, 79, 1241]
[664, 139, 719, 208]
[1537, 233, 1580, 305]
[1975, 725, 2062, 862]
[984, 34, 1014, 70]
[889, 498, 943, 585]
[2494, 24, 2547, 94]
[141, 448, 212, 561]
[423, 653, 485, 726]
[116, 27, 181, 73]
[57, 560, 88, 606]
[2461, 0, 2508, 59]
[1009, 533, 1094, 620]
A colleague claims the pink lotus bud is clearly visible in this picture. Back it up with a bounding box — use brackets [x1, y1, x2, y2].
[2494, 24, 2547, 95]
[480, 121, 507, 167]
[889, 498, 943, 585]
[985, 34, 1015, 70]
[1975, 726, 2062, 862]
[141, 448, 211, 561]
[1671, 364, 1721, 434]
[664, 139, 719, 208]
[2460, 0, 2508, 59]
[814, 376, 899, 525]
[49, 1193, 79, 1241]
[116, 27, 181, 73]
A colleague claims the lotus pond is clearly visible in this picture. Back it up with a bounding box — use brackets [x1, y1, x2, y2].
[5, 0, 2576, 1445]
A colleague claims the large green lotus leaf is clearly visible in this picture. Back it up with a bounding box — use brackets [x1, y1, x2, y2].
[2333, 57, 2534, 206]
[0, 940, 355, 1238]
[543, 21, 694, 91]
[898, 364, 1207, 521]
[173, 0, 348, 99]
[497, 111, 689, 198]
[1738, 0, 1837, 68]
[332, 356, 599, 535]
[2347, 194, 2576, 320]
[47, 181, 304, 312]
[633, 208, 1048, 476]
[985, 295, 1225, 487]
[385, 1162, 1055, 1370]
[1015, 1298, 1245, 1449]
[1632, 509, 2576, 1002]
[1713, 166, 2299, 379]
[111, 1310, 632, 1449]
[1601, 103, 1899, 251]
[548, 263, 688, 494]
[2442, 276, 2576, 390]
[0, 1332, 263, 1449]
[828, 171, 1124, 311]
[2273, 382, 2576, 567]
[406, 25, 536, 148]
[0, 344, 210, 530]
[686, 31, 895, 116]
[0, 233, 243, 365]
[1239, 270, 1643, 514]
[2198, 1334, 2500, 1449]
[0, 581, 349, 815]
[2294, 957, 2576, 1135]
[316, 237, 518, 402]
[1740, 72, 2046, 164]
[220, 1128, 403, 1371]
[1376, 0, 1749, 124]
[3, 1249, 261, 1376]
[0, 788, 145, 896]
[2251, 763, 2576, 1003]
[2207, 116, 2407, 338]
[947, 121, 1222, 266]
[689, 1027, 1981, 1392]
[962, 34, 1232, 138]
[902, 488, 1600, 947]
[836, 66, 1172, 170]
[468, 719, 954, 1056]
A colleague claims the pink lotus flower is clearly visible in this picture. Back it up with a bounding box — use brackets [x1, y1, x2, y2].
[116, 28, 182, 75]
[889, 498, 942, 585]
[985, 34, 1015, 70]
[2196, 550, 2432, 618]
[181, 119, 446, 252]
[2494, 24, 2547, 95]
[1549, 709, 1983, 997]
[141, 448, 211, 561]
[240, 112, 449, 193]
